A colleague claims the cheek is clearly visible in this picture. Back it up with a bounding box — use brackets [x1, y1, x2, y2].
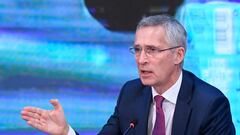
[152, 59, 172, 75]
[153, 66, 165, 77]
[151, 61, 165, 75]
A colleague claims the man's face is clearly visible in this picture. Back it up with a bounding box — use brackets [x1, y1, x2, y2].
[134, 26, 181, 88]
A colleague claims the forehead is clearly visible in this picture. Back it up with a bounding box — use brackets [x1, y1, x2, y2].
[134, 26, 168, 47]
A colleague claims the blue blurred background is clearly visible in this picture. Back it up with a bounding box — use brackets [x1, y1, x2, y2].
[0, 0, 239, 134]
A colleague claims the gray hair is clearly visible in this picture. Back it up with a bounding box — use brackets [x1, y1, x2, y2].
[136, 15, 187, 51]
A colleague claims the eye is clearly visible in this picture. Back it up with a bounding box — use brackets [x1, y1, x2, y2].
[134, 47, 141, 53]
[147, 46, 157, 53]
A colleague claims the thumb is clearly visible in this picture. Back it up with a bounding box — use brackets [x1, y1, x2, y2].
[50, 99, 62, 111]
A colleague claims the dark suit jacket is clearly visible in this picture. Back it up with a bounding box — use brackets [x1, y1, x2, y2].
[98, 70, 235, 135]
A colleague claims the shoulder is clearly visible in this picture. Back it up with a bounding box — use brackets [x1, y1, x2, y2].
[122, 78, 144, 89]
[184, 70, 225, 98]
[117, 78, 150, 101]
[120, 78, 146, 95]
[182, 70, 235, 134]
[183, 70, 228, 107]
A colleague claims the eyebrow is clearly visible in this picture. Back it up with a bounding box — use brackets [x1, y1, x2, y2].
[133, 44, 160, 48]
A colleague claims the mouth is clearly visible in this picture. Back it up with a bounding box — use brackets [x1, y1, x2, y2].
[140, 70, 153, 77]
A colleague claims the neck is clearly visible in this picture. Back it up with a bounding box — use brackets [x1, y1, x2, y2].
[153, 68, 182, 95]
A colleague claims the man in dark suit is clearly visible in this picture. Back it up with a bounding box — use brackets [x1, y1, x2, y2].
[21, 15, 235, 135]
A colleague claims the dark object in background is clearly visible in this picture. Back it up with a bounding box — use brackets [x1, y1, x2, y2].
[84, 0, 184, 31]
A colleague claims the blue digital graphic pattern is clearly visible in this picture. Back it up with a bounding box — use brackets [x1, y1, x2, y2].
[0, 0, 239, 135]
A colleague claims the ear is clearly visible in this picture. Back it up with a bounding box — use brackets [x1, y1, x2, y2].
[174, 47, 185, 65]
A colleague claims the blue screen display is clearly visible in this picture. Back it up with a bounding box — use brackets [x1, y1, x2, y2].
[0, 0, 239, 135]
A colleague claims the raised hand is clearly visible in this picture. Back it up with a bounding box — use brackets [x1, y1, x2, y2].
[21, 99, 69, 135]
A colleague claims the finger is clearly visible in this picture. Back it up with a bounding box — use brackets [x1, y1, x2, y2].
[50, 99, 62, 111]
[21, 108, 38, 116]
[21, 110, 34, 118]
[23, 111, 47, 126]
[22, 110, 47, 123]
[22, 115, 32, 121]
[22, 107, 44, 114]
[27, 119, 46, 132]
[35, 107, 45, 117]
[22, 106, 38, 113]
[21, 109, 44, 121]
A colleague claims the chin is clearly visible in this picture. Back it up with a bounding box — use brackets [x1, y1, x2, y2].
[140, 78, 155, 86]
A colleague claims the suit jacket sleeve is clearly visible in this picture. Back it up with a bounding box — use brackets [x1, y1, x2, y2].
[200, 95, 235, 135]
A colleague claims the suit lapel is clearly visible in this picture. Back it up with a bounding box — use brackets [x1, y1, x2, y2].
[133, 86, 152, 135]
[172, 70, 193, 135]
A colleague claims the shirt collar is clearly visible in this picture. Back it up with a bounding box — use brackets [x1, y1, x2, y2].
[151, 71, 182, 104]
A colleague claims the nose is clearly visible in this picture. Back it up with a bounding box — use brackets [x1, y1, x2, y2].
[137, 50, 148, 65]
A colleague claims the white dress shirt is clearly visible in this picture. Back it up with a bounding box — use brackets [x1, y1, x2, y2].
[68, 125, 76, 135]
[68, 72, 182, 135]
[147, 72, 182, 135]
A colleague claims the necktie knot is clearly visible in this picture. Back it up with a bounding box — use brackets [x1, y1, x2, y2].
[154, 95, 164, 107]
